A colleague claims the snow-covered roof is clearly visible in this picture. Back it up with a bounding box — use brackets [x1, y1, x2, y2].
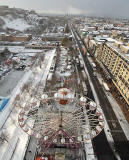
[106, 38, 116, 43]
[94, 36, 106, 42]
[90, 40, 96, 45]
[107, 43, 129, 62]
[115, 41, 123, 45]
[121, 45, 129, 50]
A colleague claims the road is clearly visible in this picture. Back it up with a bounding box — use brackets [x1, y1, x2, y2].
[71, 26, 129, 160]
[76, 64, 116, 160]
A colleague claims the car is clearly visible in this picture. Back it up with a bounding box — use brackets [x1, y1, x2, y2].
[60, 69, 65, 73]
[28, 109, 38, 116]
[16, 65, 26, 70]
[50, 67, 54, 72]
[67, 65, 71, 70]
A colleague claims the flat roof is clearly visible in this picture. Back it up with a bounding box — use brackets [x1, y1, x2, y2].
[106, 43, 129, 63]
[122, 45, 129, 50]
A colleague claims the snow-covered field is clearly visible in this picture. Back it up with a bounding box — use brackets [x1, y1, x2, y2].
[0, 15, 32, 31]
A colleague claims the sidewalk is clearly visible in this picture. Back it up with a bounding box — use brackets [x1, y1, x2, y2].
[73, 29, 121, 159]
[97, 73, 129, 141]
[72, 29, 96, 160]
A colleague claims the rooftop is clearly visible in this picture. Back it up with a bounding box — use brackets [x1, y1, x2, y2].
[107, 42, 129, 62]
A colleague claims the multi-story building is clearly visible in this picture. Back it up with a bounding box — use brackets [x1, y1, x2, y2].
[96, 41, 129, 107]
[0, 33, 32, 42]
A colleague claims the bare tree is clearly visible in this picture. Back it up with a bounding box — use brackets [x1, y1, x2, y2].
[14, 94, 20, 101]
[39, 54, 44, 68]
[0, 130, 10, 144]
[21, 82, 31, 93]
[40, 55, 44, 62]
[10, 117, 16, 125]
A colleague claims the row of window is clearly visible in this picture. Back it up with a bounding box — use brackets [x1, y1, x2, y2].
[116, 80, 128, 99]
[118, 76, 129, 88]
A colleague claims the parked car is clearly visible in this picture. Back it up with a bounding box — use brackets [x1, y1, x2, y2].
[16, 65, 26, 71]
[50, 67, 54, 73]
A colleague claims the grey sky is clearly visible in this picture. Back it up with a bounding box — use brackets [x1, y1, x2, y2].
[0, 0, 129, 18]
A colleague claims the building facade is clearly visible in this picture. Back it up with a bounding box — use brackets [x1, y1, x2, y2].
[0, 34, 32, 42]
[96, 42, 129, 107]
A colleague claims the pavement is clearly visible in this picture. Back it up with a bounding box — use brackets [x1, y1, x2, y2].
[71, 28, 96, 160]
[79, 42, 118, 160]
[97, 73, 129, 141]
[71, 27, 115, 159]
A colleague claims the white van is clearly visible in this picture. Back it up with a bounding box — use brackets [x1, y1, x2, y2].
[47, 73, 53, 81]
[82, 82, 88, 96]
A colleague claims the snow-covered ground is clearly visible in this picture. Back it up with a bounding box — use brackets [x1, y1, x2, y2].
[0, 45, 45, 97]
[0, 46, 43, 54]
[0, 15, 32, 31]
[0, 70, 25, 97]
[0, 49, 56, 160]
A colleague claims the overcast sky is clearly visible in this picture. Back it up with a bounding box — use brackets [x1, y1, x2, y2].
[0, 0, 129, 18]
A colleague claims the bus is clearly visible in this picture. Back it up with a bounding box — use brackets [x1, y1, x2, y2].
[87, 52, 90, 56]
[102, 82, 110, 91]
[80, 60, 84, 69]
[91, 62, 96, 71]
[81, 70, 87, 80]
[76, 58, 79, 65]
[82, 82, 88, 96]
[82, 45, 86, 54]
[78, 54, 82, 60]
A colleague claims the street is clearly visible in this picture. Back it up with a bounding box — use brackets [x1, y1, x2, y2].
[71, 26, 129, 160]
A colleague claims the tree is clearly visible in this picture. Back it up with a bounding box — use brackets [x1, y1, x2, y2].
[0, 130, 10, 144]
[4, 47, 9, 52]
[65, 24, 69, 33]
[62, 36, 69, 46]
